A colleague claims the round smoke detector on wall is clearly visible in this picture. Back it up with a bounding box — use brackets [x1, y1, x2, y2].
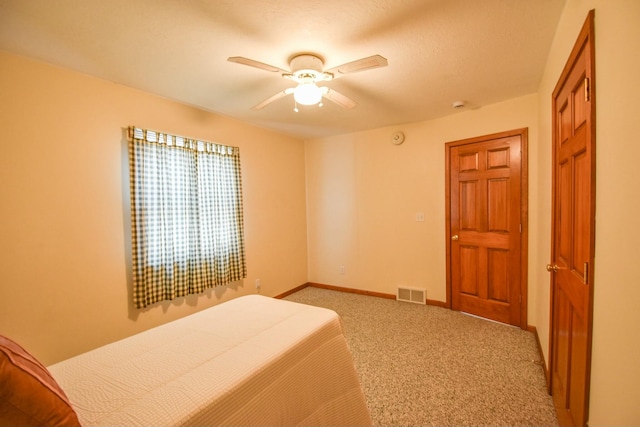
[391, 131, 405, 145]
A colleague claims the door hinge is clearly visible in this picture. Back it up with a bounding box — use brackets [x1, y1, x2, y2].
[519, 223, 522, 233]
[584, 262, 588, 284]
[584, 77, 590, 102]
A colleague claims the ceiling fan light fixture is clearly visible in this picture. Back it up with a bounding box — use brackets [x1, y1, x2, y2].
[293, 82, 323, 105]
[229, 53, 387, 110]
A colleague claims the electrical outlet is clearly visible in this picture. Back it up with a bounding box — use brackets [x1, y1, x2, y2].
[255, 279, 261, 291]
[415, 212, 425, 222]
[339, 266, 345, 275]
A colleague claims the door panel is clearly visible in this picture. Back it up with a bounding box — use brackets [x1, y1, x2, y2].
[460, 246, 479, 295]
[446, 129, 526, 327]
[552, 287, 572, 404]
[573, 149, 589, 279]
[460, 152, 479, 171]
[487, 147, 510, 169]
[549, 10, 595, 427]
[488, 178, 509, 231]
[460, 181, 478, 230]
[487, 249, 509, 302]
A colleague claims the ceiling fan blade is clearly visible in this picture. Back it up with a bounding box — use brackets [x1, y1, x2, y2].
[251, 88, 294, 110]
[227, 56, 288, 73]
[322, 88, 358, 109]
[325, 54, 388, 78]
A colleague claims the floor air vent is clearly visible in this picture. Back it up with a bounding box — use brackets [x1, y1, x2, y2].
[396, 287, 426, 304]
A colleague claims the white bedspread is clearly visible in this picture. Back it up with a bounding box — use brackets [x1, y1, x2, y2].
[48, 295, 372, 426]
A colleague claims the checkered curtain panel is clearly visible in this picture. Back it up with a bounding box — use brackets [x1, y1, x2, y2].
[128, 127, 247, 309]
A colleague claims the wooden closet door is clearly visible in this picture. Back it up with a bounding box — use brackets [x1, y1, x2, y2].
[549, 11, 596, 427]
[447, 129, 526, 327]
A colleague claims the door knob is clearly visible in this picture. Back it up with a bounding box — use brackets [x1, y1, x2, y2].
[546, 264, 559, 272]
[451, 235, 459, 241]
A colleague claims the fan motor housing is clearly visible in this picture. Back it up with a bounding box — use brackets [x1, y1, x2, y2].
[289, 54, 328, 82]
[289, 54, 324, 72]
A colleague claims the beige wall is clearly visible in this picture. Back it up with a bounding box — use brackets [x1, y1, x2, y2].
[305, 94, 539, 310]
[536, 0, 640, 424]
[0, 51, 308, 365]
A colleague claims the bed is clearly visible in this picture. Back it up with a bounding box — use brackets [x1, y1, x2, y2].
[38, 295, 371, 426]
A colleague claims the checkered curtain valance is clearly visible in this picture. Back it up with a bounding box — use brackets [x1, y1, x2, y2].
[128, 126, 247, 308]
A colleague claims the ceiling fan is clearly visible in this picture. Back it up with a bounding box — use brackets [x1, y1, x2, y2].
[227, 53, 388, 110]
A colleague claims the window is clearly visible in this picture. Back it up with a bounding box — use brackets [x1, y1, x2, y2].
[128, 126, 246, 308]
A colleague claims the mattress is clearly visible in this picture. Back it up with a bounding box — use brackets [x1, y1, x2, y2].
[48, 295, 372, 426]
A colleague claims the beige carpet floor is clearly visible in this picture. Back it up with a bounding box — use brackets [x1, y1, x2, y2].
[284, 286, 558, 426]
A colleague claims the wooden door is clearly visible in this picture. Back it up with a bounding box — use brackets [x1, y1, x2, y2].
[446, 129, 527, 328]
[549, 11, 595, 427]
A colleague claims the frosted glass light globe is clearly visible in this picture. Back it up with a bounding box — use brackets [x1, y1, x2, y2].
[293, 83, 322, 105]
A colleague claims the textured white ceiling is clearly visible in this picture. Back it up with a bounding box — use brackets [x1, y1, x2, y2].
[0, 0, 566, 139]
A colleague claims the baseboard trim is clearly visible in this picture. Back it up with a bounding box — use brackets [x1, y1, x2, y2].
[426, 299, 448, 308]
[273, 283, 309, 299]
[307, 282, 396, 299]
[528, 325, 550, 390]
[277, 282, 448, 308]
